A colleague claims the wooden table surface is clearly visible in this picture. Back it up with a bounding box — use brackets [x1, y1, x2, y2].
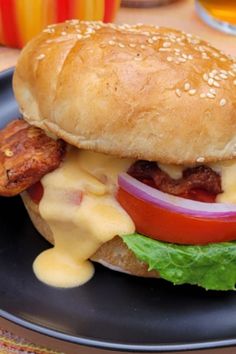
[1, 1, 236, 353]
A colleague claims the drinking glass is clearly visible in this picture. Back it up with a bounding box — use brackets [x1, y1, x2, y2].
[195, 0, 236, 35]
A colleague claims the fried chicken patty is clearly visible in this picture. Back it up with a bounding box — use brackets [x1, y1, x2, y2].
[0, 120, 66, 196]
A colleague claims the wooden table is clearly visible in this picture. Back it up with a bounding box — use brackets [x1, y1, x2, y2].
[1, 1, 236, 353]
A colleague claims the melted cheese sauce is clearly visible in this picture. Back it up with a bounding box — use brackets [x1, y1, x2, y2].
[213, 160, 236, 204]
[158, 163, 183, 180]
[33, 148, 135, 288]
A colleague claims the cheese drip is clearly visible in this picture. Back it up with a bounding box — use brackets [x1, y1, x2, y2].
[33, 148, 135, 288]
[158, 163, 183, 180]
[214, 160, 236, 204]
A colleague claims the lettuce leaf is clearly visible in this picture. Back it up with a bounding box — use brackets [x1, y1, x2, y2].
[123, 234, 236, 291]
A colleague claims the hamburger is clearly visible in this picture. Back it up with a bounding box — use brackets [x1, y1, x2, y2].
[1, 20, 236, 290]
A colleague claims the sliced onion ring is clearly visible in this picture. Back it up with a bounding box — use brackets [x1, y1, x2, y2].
[118, 173, 236, 219]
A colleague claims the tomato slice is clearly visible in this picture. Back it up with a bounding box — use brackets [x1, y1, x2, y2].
[116, 187, 236, 245]
[27, 182, 83, 206]
[27, 182, 44, 204]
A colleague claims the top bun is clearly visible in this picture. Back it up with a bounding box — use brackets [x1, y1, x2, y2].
[13, 20, 236, 164]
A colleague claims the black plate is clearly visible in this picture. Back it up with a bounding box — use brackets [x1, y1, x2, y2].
[1, 68, 236, 353]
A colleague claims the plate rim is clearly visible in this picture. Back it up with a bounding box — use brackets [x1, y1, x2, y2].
[1, 67, 236, 352]
[1, 309, 236, 352]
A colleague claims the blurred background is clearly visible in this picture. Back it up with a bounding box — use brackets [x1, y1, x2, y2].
[1, 0, 235, 71]
[0, 0, 235, 49]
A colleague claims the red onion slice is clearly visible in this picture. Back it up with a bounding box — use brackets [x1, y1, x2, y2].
[118, 173, 236, 219]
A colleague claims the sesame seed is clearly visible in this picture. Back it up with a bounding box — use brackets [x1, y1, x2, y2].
[129, 43, 136, 48]
[108, 40, 115, 46]
[189, 89, 196, 95]
[61, 31, 67, 36]
[214, 75, 221, 81]
[43, 28, 54, 33]
[4, 149, 13, 157]
[213, 81, 220, 88]
[134, 57, 142, 61]
[207, 93, 215, 99]
[36, 54, 45, 60]
[147, 38, 154, 44]
[140, 44, 146, 49]
[196, 157, 205, 163]
[118, 43, 125, 48]
[210, 88, 216, 94]
[178, 58, 186, 63]
[67, 19, 79, 25]
[77, 34, 82, 39]
[167, 56, 173, 62]
[184, 83, 191, 91]
[203, 73, 208, 81]
[175, 89, 182, 97]
[86, 27, 95, 34]
[198, 46, 205, 52]
[234, 80, 236, 85]
[208, 78, 214, 86]
[159, 48, 171, 52]
[209, 73, 215, 78]
[220, 57, 227, 62]
[163, 42, 171, 48]
[220, 98, 227, 106]
[200, 93, 206, 98]
[152, 36, 158, 41]
[219, 73, 228, 79]
[188, 54, 193, 60]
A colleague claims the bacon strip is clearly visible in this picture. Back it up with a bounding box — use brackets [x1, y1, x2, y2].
[0, 119, 66, 196]
[128, 161, 222, 201]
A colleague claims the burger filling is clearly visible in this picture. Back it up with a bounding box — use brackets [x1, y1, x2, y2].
[2, 119, 236, 291]
[128, 160, 222, 203]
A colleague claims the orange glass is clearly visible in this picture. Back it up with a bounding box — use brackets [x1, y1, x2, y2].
[0, 0, 121, 48]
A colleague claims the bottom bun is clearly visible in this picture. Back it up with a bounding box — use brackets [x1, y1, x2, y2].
[21, 192, 159, 278]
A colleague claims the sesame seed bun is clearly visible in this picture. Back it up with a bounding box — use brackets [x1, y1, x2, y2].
[13, 20, 236, 164]
[21, 192, 158, 278]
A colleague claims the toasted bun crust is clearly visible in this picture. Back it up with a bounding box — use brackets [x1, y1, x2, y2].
[21, 192, 158, 278]
[14, 21, 236, 164]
